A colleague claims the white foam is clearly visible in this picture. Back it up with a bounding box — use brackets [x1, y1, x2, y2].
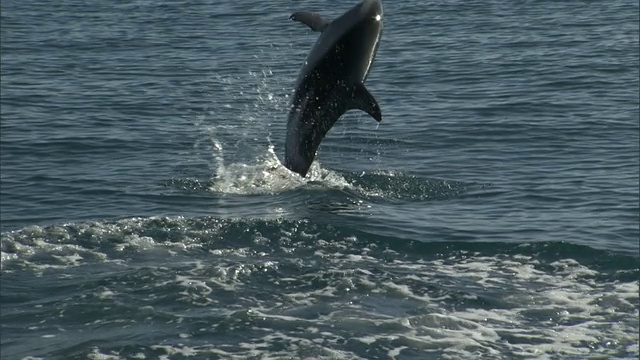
[149, 345, 198, 357]
[51, 249, 640, 359]
[96, 288, 116, 300]
[3, 216, 637, 359]
[87, 348, 121, 360]
[206, 143, 357, 196]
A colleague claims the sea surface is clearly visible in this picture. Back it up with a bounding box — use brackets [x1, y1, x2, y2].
[1, 0, 638, 359]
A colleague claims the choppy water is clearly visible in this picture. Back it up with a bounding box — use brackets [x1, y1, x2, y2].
[1, 0, 638, 359]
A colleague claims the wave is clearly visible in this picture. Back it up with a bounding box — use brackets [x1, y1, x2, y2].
[2, 215, 638, 359]
[2, 216, 637, 274]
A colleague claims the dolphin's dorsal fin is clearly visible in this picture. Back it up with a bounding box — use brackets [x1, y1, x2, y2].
[290, 12, 329, 32]
[349, 82, 382, 122]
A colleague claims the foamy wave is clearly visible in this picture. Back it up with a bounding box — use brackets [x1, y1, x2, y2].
[3, 217, 637, 358]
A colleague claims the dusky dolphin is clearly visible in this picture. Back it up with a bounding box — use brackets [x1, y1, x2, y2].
[284, 0, 384, 177]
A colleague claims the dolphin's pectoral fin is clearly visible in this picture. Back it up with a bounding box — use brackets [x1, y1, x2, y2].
[349, 82, 382, 122]
[289, 12, 330, 32]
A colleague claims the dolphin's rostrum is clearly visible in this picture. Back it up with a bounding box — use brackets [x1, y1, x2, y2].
[284, 0, 384, 177]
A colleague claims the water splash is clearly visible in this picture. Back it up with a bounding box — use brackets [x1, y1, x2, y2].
[186, 68, 359, 195]
[208, 144, 355, 195]
[183, 67, 475, 200]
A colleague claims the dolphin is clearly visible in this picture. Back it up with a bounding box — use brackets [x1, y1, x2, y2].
[284, 0, 384, 177]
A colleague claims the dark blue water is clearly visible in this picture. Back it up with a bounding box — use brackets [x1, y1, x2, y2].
[1, 0, 638, 359]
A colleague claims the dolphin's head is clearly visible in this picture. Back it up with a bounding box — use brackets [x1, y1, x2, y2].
[297, 0, 384, 85]
[347, 0, 383, 82]
[359, 0, 383, 22]
[363, 0, 383, 78]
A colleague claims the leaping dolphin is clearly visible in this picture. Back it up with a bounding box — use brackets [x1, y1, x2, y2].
[284, 0, 384, 177]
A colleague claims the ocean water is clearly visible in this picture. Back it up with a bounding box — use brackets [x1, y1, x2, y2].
[1, 0, 638, 359]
